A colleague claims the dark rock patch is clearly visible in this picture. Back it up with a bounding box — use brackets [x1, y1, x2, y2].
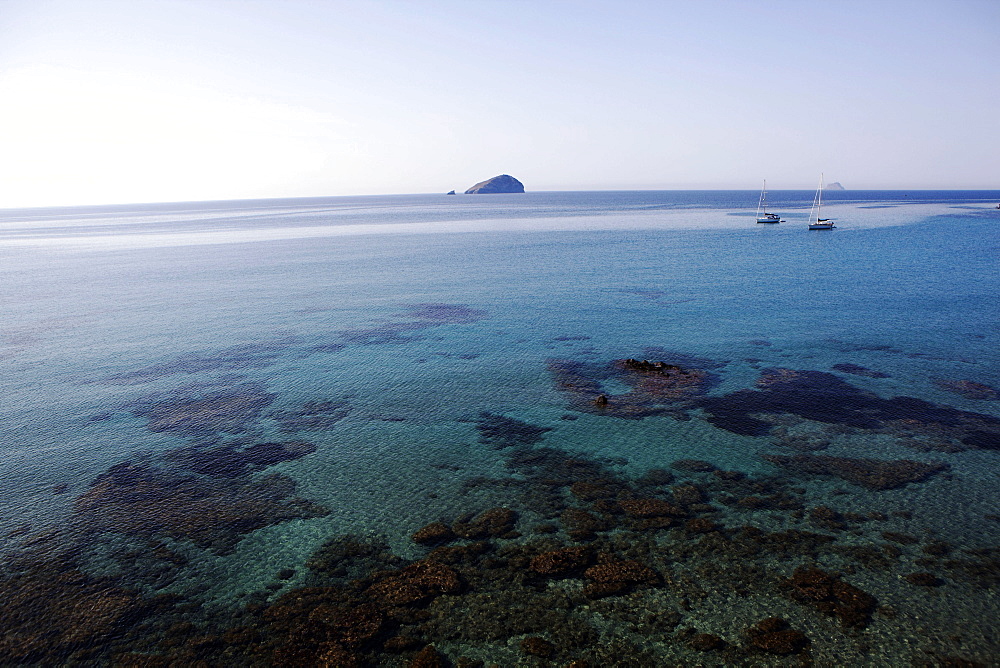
[832, 363, 890, 378]
[475, 412, 551, 449]
[699, 368, 1000, 450]
[784, 566, 877, 628]
[762, 454, 948, 490]
[745, 617, 809, 655]
[73, 463, 327, 553]
[165, 440, 316, 478]
[134, 383, 275, 435]
[933, 379, 999, 400]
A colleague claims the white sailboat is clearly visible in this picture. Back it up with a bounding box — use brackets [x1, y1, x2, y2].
[807, 174, 835, 230]
[755, 180, 782, 223]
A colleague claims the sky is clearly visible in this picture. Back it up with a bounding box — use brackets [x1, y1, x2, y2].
[1, 0, 998, 207]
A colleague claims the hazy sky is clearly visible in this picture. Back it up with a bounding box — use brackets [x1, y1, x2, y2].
[1, 0, 998, 207]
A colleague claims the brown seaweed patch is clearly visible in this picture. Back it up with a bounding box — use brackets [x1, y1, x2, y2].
[933, 379, 999, 400]
[475, 412, 551, 449]
[529, 546, 593, 577]
[0, 566, 147, 664]
[165, 440, 316, 478]
[73, 463, 328, 553]
[307, 535, 406, 583]
[105, 343, 287, 385]
[404, 303, 488, 324]
[339, 303, 488, 346]
[269, 399, 351, 432]
[698, 368, 1000, 449]
[364, 561, 462, 607]
[762, 454, 948, 491]
[134, 383, 275, 435]
[831, 363, 890, 378]
[745, 617, 810, 655]
[783, 567, 877, 628]
[452, 508, 518, 540]
[261, 587, 386, 666]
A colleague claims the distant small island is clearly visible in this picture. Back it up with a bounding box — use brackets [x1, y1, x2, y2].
[464, 174, 525, 194]
[825, 182, 845, 191]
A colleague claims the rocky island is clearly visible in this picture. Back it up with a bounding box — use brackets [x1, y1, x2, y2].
[825, 182, 845, 191]
[464, 174, 525, 194]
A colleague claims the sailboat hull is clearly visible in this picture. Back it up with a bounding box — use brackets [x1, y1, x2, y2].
[808, 222, 835, 230]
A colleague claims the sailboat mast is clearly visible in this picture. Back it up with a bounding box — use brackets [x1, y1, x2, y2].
[817, 173, 824, 221]
[757, 180, 766, 219]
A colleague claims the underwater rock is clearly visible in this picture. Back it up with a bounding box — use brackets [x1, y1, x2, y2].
[923, 541, 953, 556]
[452, 508, 518, 539]
[618, 498, 686, 518]
[881, 531, 919, 545]
[560, 508, 611, 541]
[809, 505, 847, 531]
[74, 463, 328, 553]
[0, 565, 146, 664]
[688, 632, 725, 651]
[520, 636, 555, 657]
[569, 480, 620, 501]
[784, 566, 877, 628]
[933, 379, 999, 400]
[700, 368, 1000, 449]
[832, 363, 890, 378]
[307, 535, 405, 581]
[476, 413, 551, 449]
[412, 522, 456, 546]
[745, 617, 809, 655]
[365, 561, 462, 607]
[904, 572, 944, 586]
[134, 383, 275, 435]
[583, 560, 659, 589]
[671, 484, 705, 506]
[671, 459, 717, 473]
[549, 357, 712, 419]
[529, 546, 593, 577]
[409, 644, 446, 667]
[262, 588, 386, 665]
[761, 454, 948, 490]
[106, 343, 285, 384]
[635, 468, 675, 486]
[684, 518, 721, 534]
[269, 399, 351, 432]
[165, 440, 316, 478]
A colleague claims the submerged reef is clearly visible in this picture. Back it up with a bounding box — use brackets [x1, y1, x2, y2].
[933, 379, 999, 401]
[761, 454, 948, 491]
[549, 356, 714, 418]
[697, 368, 1000, 451]
[3, 351, 998, 665]
[133, 382, 276, 436]
[74, 462, 328, 553]
[2, 425, 996, 666]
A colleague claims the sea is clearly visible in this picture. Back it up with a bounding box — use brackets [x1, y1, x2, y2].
[1, 189, 998, 666]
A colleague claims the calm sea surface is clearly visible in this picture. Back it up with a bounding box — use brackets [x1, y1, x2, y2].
[1, 190, 998, 665]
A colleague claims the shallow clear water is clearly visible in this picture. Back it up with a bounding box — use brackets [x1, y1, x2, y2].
[1, 190, 998, 665]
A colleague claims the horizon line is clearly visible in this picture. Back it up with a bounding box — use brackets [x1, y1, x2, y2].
[3, 186, 1000, 212]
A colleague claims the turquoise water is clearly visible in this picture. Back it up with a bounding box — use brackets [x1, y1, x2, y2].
[1, 191, 998, 665]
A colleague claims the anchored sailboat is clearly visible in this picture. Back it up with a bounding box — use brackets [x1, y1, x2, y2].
[756, 180, 783, 223]
[807, 174, 835, 230]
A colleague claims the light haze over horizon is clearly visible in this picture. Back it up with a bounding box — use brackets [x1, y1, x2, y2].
[2, 0, 998, 208]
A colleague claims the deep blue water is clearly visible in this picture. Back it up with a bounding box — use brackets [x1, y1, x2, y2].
[1, 190, 998, 665]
